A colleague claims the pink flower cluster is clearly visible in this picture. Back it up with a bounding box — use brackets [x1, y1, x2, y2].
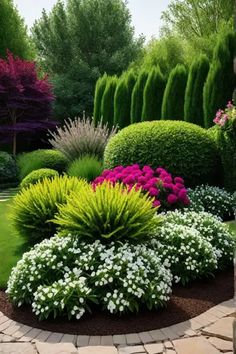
[93, 165, 190, 210]
[213, 101, 235, 128]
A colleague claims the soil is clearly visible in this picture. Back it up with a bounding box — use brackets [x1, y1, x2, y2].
[0, 268, 233, 335]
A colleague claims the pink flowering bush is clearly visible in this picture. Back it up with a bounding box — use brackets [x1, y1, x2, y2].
[93, 164, 190, 211]
[214, 101, 236, 133]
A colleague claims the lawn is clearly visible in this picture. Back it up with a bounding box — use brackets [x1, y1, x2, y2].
[0, 200, 28, 288]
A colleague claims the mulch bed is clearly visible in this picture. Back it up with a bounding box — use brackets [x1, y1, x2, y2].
[0, 268, 233, 335]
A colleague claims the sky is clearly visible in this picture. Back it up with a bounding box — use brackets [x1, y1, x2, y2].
[13, 0, 172, 41]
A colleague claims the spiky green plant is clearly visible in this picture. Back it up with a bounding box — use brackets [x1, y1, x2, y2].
[67, 155, 103, 182]
[54, 182, 158, 242]
[11, 175, 88, 244]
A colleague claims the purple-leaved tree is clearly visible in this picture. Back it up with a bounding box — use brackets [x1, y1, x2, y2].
[0, 51, 56, 154]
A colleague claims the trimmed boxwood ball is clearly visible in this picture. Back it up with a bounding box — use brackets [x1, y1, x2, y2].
[20, 168, 59, 189]
[0, 151, 18, 184]
[104, 121, 219, 186]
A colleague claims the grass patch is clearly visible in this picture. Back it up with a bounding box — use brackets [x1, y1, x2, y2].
[0, 200, 28, 289]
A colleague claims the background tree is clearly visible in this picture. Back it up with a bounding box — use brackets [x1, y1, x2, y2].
[184, 55, 209, 126]
[142, 67, 166, 121]
[32, 0, 143, 120]
[93, 74, 108, 125]
[0, 0, 33, 59]
[203, 31, 236, 128]
[101, 76, 117, 128]
[131, 70, 148, 123]
[0, 52, 55, 155]
[162, 64, 188, 120]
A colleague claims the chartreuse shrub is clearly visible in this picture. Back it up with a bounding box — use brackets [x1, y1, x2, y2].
[184, 55, 209, 127]
[100, 76, 117, 128]
[7, 236, 172, 320]
[20, 168, 59, 189]
[54, 182, 157, 242]
[131, 70, 148, 123]
[160, 211, 235, 269]
[188, 185, 234, 219]
[17, 149, 68, 180]
[142, 67, 165, 121]
[162, 64, 188, 120]
[93, 74, 108, 125]
[104, 121, 219, 186]
[67, 155, 103, 182]
[11, 176, 87, 244]
[0, 151, 18, 183]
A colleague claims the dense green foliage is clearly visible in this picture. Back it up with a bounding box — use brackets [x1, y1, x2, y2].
[131, 70, 148, 123]
[67, 155, 103, 182]
[32, 0, 143, 118]
[17, 149, 69, 180]
[104, 121, 219, 186]
[0, 152, 18, 184]
[93, 74, 108, 125]
[54, 182, 157, 242]
[203, 32, 236, 128]
[161, 64, 187, 120]
[11, 176, 87, 244]
[101, 76, 117, 128]
[142, 67, 165, 121]
[0, 0, 33, 59]
[184, 55, 209, 126]
[20, 169, 59, 189]
[218, 130, 236, 192]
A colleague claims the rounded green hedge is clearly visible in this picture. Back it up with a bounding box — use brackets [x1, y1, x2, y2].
[0, 152, 18, 184]
[17, 149, 69, 180]
[104, 121, 219, 186]
[20, 168, 59, 189]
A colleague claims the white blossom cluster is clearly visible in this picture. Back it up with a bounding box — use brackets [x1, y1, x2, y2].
[151, 223, 218, 284]
[7, 236, 172, 320]
[161, 210, 235, 268]
[188, 185, 234, 218]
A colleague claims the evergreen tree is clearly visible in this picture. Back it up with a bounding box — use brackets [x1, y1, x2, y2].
[142, 67, 166, 121]
[203, 31, 236, 128]
[93, 74, 108, 125]
[161, 64, 188, 120]
[101, 76, 117, 128]
[131, 70, 148, 123]
[184, 55, 209, 126]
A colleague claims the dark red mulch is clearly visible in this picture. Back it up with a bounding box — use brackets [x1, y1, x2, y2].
[0, 268, 233, 335]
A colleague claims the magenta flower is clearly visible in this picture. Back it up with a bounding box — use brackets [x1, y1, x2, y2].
[167, 194, 178, 204]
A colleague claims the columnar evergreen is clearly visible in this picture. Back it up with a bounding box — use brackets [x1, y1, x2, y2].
[101, 76, 117, 128]
[131, 70, 148, 123]
[203, 31, 236, 128]
[184, 55, 209, 127]
[161, 64, 188, 120]
[142, 67, 166, 121]
[93, 74, 108, 125]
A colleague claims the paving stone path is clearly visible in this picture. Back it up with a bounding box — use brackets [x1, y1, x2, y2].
[0, 299, 235, 353]
[0, 187, 18, 202]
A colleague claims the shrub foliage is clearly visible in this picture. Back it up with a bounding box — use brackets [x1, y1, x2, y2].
[20, 168, 59, 189]
[67, 155, 103, 182]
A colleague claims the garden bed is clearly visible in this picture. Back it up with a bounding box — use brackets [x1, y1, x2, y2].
[0, 268, 233, 335]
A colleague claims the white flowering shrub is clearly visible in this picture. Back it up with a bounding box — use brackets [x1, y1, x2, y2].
[162, 210, 235, 268]
[151, 223, 218, 285]
[188, 185, 234, 219]
[7, 236, 172, 320]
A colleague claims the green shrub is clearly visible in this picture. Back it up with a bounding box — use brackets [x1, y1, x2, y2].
[17, 149, 69, 180]
[93, 74, 108, 125]
[131, 70, 148, 123]
[20, 168, 59, 189]
[54, 182, 158, 242]
[101, 76, 117, 128]
[104, 121, 219, 186]
[142, 67, 166, 121]
[67, 155, 103, 182]
[11, 176, 87, 244]
[0, 152, 18, 184]
[184, 55, 209, 127]
[162, 64, 188, 120]
[218, 130, 236, 192]
[7, 236, 172, 320]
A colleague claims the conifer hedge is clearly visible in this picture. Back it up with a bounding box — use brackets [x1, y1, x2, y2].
[131, 70, 148, 123]
[93, 74, 108, 125]
[101, 76, 117, 128]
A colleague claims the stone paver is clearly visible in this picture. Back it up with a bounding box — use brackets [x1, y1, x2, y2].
[173, 336, 220, 354]
[0, 342, 37, 354]
[202, 316, 234, 341]
[36, 342, 78, 354]
[144, 342, 163, 353]
[13, 325, 32, 339]
[118, 345, 145, 354]
[77, 336, 90, 347]
[149, 329, 166, 342]
[207, 336, 233, 351]
[88, 335, 101, 346]
[32, 330, 51, 343]
[78, 346, 117, 354]
[138, 332, 153, 344]
[125, 334, 142, 345]
[113, 335, 126, 346]
[101, 336, 114, 346]
[60, 334, 76, 344]
[46, 332, 64, 343]
[19, 328, 42, 342]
